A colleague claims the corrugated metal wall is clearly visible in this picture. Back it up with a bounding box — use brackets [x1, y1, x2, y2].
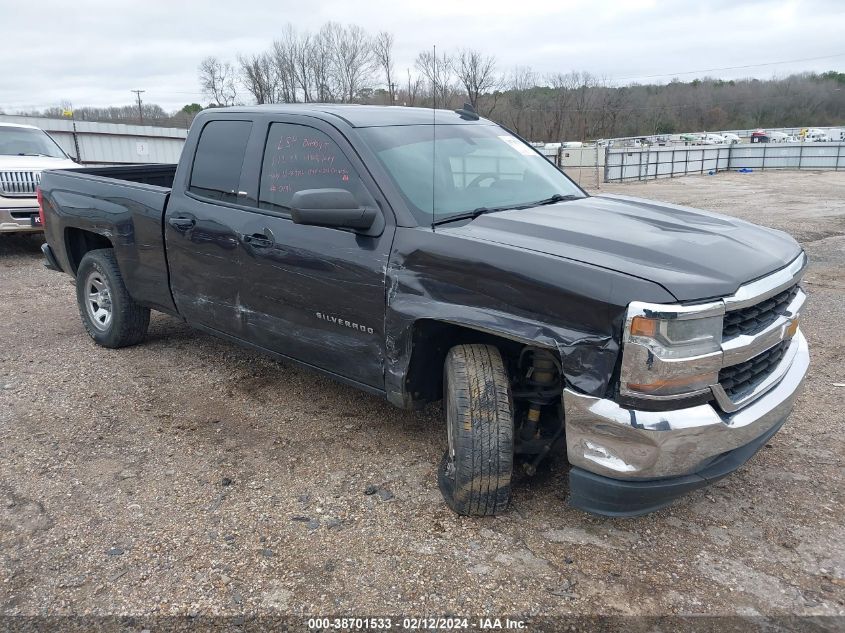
[539, 145, 605, 187]
[0, 114, 187, 165]
[605, 143, 845, 182]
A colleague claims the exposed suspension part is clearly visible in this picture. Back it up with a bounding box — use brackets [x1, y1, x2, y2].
[520, 349, 559, 441]
[512, 347, 564, 475]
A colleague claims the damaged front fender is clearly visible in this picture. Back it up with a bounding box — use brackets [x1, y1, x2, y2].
[384, 226, 676, 408]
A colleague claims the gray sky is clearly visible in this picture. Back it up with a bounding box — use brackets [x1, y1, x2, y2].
[2, 0, 844, 113]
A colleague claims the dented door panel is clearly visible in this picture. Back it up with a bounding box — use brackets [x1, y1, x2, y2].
[235, 211, 393, 388]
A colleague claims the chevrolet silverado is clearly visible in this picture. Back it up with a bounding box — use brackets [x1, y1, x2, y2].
[38, 105, 809, 517]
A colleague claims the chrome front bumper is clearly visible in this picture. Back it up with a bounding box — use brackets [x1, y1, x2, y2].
[564, 330, 809, 481]
[0, 206, 41, 232]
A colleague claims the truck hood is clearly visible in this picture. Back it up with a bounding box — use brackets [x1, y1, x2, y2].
[0, 155, 78, 171]
[446, 193, 802, 302]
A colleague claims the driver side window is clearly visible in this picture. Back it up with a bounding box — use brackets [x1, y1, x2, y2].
[259, 123, 374, 213]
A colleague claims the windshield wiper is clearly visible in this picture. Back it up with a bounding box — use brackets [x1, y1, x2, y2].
[431, 204, 519, 227]
[528, 193, 582, 206]
[17, 153, 51, 157]
[431, 194, 582, 227]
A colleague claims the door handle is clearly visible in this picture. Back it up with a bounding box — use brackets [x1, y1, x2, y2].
[243, 232, 274, 248]
[168, 216, 196, 230]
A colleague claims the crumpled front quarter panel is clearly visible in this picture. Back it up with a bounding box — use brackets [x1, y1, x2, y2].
[384, 227, 676, 406]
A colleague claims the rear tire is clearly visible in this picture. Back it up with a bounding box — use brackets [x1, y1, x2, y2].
[76, 248, 150, 348]
[438, 344, 514, 516]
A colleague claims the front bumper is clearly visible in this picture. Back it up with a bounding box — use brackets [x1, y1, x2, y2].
[0, 205, 41, 232]
[564, 330, 809, 516]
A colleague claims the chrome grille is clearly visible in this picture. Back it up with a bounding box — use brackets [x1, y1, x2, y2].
[722, 284, 799, 338]
[718, 339, 790, 400]
[0, 171, 41, 197]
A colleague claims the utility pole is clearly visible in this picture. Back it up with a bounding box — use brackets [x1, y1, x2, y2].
[131, 89, 145, 124]
[62, 101, 81, 162]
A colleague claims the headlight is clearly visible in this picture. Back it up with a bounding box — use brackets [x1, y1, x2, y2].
[629, 314, 722, 358]
[621, 301, 725, 399]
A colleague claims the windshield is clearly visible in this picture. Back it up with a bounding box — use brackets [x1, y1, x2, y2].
[358, 123, 585, 224]
[0, 127, 68, 158]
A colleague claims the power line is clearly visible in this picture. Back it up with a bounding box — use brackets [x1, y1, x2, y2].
[610, 52, 845, 83]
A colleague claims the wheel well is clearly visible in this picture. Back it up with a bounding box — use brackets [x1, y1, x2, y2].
[65, 228, 112, 275]
[404, 320, 528, 404]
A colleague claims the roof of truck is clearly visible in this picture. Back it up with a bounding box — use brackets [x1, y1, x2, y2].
[218, 104, 492, 128]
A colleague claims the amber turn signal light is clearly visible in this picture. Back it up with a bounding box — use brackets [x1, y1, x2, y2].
[630, 316, 657, 337]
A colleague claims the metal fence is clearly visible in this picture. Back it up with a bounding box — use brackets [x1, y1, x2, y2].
[604, 143, 845, 183]
[539, 146, 604, 188]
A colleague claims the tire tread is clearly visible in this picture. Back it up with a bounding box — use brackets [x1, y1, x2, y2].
[439, 343, 513, 516]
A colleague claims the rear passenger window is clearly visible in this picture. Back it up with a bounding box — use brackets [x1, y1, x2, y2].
[189, 120, 252, 203]
[259, 123, 374, 212]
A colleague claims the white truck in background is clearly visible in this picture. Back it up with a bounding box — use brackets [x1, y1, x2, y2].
[701, 133, 727, 145]
[801, 128, 830, 142]
[0, 122, 78, 233]
[823, 128, 845, 142]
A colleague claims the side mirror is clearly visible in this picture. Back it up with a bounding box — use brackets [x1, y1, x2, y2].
[291, 189, 376, 230]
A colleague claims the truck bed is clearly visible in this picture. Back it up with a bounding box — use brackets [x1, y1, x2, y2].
[39, 165, 178, 314]
[69, 163, 177, 189]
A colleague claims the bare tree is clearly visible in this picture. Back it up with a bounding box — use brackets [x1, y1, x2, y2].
[415, 49, 454, 108]
[454, 49, 499, 114]
[197, 23, 845, 139]
[323, 22, 374, 103]
[272, 26, 301, 103]
[503, 66, 536, 136]
[545, 72, 579, 140]
[571, 71, 600, 141]
[406, 68, 424, 106]
[373, 31, 396, 104]
[198, 56, 238, 106]
[238, 53, 277, 104]
[306, 25, 335, 102]
[291, 30, 314, 102]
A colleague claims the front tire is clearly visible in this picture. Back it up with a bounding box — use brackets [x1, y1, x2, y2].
[76, 248, 150, 348]
[438, 344, 514, 516]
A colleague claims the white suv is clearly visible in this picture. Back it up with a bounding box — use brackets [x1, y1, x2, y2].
[0, 122, 78, 233]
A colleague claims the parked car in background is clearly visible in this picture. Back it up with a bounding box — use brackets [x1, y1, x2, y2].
[721, 133, 741, 144]
[701, 133, 726, 145]
[0, 122, 77, 233]
[769, 131, 789, 143]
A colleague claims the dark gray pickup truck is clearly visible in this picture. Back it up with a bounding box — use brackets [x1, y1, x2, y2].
[38, 104, 808, 517]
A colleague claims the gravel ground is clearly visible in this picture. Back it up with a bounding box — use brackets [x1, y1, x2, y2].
[1, 171, 843, 623]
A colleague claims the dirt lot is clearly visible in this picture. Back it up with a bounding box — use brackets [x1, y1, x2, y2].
[1, 171, 843, 623]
